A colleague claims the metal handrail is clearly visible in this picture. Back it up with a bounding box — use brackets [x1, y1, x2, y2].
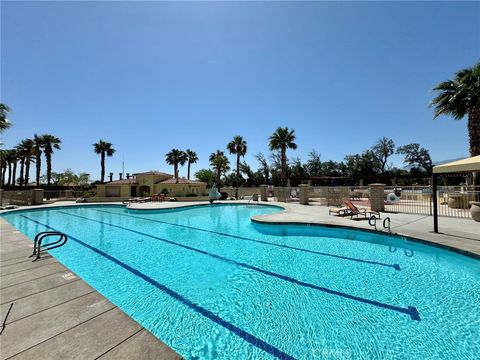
[368, 215, 378, 231]
[30, 231, 68, 261]
[383, 217, 391, 233]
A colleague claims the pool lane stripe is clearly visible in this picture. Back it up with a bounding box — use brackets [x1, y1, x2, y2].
[19, 215, 296, 360]
[95, 209, 401, 271]
[57, 211, 420, 321]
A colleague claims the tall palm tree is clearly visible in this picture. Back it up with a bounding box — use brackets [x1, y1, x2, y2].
[268, 127, 297, 186]
[9, 149, 18, 187]
[0, 150, 7, 187]
[0, 104, 11, 132]
[227, 136, 247, 198]
[209, 150, 230, 191]
[93, 140, 116, 183]
[18, 138, 34, 188]
[185, 149, 198, 180]
[165, 149, 187, 182]
[33, 134, 44, 186]
[4, 150, 17, 187]
[41, 134, 62, 187]
[15, 142, 27, 187]
[430, 61, 480, 156]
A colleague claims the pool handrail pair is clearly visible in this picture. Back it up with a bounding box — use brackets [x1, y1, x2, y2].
[368, 215, 391, 233]
[30, 231, 68, 261]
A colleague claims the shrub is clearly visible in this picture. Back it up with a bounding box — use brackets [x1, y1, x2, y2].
[186, 193, 198, 197]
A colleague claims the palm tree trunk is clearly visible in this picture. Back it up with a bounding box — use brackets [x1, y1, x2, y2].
[19, 158, 24, 187]
[281, 146, 286, 186]
[12, 160, 17, 188]
[101, 152, 105, 183]
[217, 170, 221, 192]
[236, 155, 240, 198]
[1, 163, 5, 187]
[468, 105, 480, 157]
[35, 153, 41, 186]
[7, 162, 12, 187]
[24, 156, 31, 188]
[45, 151, 52, 187]
[467, 105, 480, 189]
[174, 163, 178, 182]
[187, 162, 191, 180]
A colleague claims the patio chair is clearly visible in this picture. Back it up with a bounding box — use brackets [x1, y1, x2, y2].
[328, 206, 351, 216]
[344, 200, 380, 220]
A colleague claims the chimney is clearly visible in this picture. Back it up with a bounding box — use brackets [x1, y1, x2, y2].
[119, 173, 123, 180]
[126, 173, 130, 179]
[109, 173, 113, 182]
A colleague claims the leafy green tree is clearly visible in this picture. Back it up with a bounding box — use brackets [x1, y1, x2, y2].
[57, 169, 90, 191]
[41, 134, 62, 187]
[0, 104, 11, 132]
[430, 61, 480, 156]
[268, 127, 297, 186]
[227, 136, 247, 197]
[165, 148, 187, 182]
[397, 143, 433, 175]
[209, 150, 230, 191]
[305, 150, 322, 177]
[371, 137, 395, 174]
[194, 168, 215, 187]
[255, 152, 270, 185]
[185, 149, 198, 180]
[93, 140, 115, 183]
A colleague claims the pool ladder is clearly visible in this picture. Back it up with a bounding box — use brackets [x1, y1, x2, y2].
[30, 231, 68, 261]
[369, 215, 391, 233]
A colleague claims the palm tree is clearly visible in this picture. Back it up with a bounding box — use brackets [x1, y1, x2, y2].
[165, 149, 187, 182]
[185, 149, 198, 180]
[209, 150, 230, 191]
[0, 150, 7, 186]
[18, 138, 34, 188]
[227, 136, 247, 198]
[9, 149, 18, 187]
[33, 134, 44, 186]
[41, 134, 62, 187]
[4, 150, 17, 187]
[0, 104, 11, 132]
[268, 127, 297, 186]
[430, 61, 480, 156]
[93, 140, 116, 183]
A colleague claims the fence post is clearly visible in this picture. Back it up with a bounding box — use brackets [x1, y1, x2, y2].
[65, 190, 73, 198]
[260, 185, 268, 202]
[31, 189, 44, 205]
[299, 184, 309, 205]
[369, 183, 385, 212]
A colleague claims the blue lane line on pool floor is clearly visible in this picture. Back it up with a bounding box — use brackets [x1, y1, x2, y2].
[19, 215, 296, 360]
[95, 209, 401, 271]
[58, 211, 420, 321]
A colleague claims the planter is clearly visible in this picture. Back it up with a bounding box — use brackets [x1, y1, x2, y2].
[470, 201, 480, 222]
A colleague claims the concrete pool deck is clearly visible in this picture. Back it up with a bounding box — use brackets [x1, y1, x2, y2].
[0, 218, 181, 360]
[0, 200, 478, 359]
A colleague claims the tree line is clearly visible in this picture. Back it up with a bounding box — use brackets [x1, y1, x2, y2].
[1, 60, 478, 189]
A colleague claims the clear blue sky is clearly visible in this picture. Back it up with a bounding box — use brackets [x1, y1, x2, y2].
[1, 1, 479, 181]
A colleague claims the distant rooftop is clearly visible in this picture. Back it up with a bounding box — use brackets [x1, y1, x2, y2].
[133, 171, 172, 176]
[105, 179, 138, 185]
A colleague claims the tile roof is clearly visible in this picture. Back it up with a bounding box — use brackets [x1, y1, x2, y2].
[133, 171, 172, 176]
[105, 179, 138, 185]
[156, 177, 206, 185]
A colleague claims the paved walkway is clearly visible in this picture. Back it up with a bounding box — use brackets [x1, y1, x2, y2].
[0, 218, 181, 360]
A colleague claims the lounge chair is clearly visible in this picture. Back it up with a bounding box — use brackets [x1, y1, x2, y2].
[328, 206, 351, 216]
[344, 200, 380, 219]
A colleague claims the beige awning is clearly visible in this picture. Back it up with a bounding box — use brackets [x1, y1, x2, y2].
[432, 155, 480, 174]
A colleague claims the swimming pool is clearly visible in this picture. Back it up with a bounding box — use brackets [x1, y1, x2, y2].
[2, 204, 479, 359]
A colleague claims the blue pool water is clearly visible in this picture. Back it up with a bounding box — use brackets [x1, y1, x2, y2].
[2, 204, 480, 359]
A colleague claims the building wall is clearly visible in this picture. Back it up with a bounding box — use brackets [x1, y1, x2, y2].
[153, 183, 207, 197]
[96, 185, 106, 197]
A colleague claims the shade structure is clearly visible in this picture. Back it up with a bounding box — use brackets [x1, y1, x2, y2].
[432, 155, 480, 174]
